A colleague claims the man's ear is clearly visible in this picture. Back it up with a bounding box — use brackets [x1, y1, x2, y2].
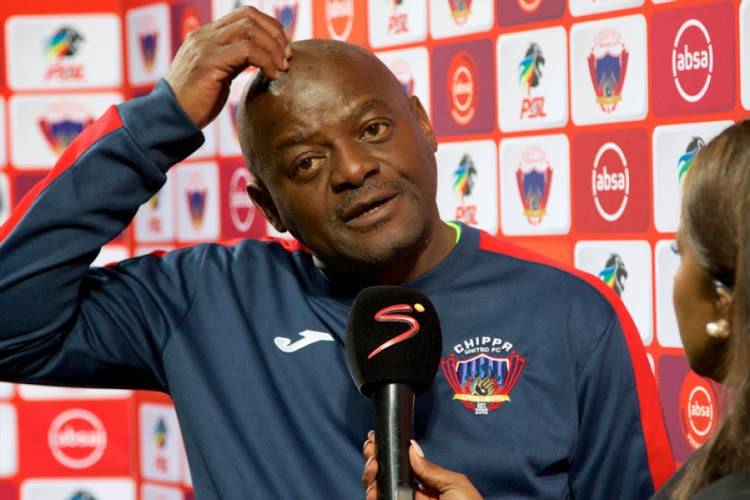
[409, 95, 438, 152]
[247, 179, 286, 233]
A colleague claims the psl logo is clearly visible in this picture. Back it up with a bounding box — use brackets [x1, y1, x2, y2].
[518, 43, 547, 119]
[515, 145, 553, 225]
[448, 0, 472, 25]
[388, 0, 409, 35]
[587, 29, 629, 113]
[368, 302, 423, 359]
[453, 154, 478, 225]
[43, 26, 86, 80]
[441, 352, 526, 415]
[672, 20, 713, 103]
[598, 253, 628, 296]
[678, 136, 705, 186]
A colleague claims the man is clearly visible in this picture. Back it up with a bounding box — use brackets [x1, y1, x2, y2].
[0, 7, 673, 499]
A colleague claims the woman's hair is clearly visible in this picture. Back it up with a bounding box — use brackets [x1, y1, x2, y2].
[671, 120, 750, 499]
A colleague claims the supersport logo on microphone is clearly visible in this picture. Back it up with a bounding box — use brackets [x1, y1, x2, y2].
[367, 302, 425, 359]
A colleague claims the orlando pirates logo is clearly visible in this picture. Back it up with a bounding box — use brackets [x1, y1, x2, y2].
[441, 352, 526, 415]
[598, 253, 628, 296]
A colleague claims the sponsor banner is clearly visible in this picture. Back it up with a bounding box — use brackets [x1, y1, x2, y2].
[496, 0, 565, 26]
[263, 0, 313, 42]
[377, 46, 431, 118]
[651, 2, 736, 117]
[658, 355, 727, 462]
[135, 172, 176, 243]
[0, 482, 17, 500]
[211, 0, 262, 20]
[126, 3, 172, 87]
[499, 134, 570, 236]
[569, 15, 648, 125]
[135, 245, 174, 257]
[170, 1, 211, 58]
[0, 98, 5, 168]
[142, 483, 184, 500]
[569, 0, 644, 18]
[368, 0, 427, 49]
[5, 14, 122, 91]
[574, 240, 653, 345]
[651, 120, 733, 233]
[18, 400, 131, 475]
[139, 403, 182, 483]
[175, 161, 220, 242]
[18, 385, 132, 401]
[20, 478, 135, 500]
[742, 1, 750, 110]
[0, 172, 9, 227]
[188, 120, 217, 160]
[92, 245, 130, 268]
[435, 139, 498, 233]
[496, 26, 568, 132]
[12, 173, 46, 206]
[219, 158, 266, 240]
[654, 239, 682, 348]
[312, 0, 368, 46]
[572, 128, 649, 233]
[431, 39, 495, 136]
[0, 404, 18, 477]
[217, 70, 254, 157]
[429, 0, 494, 40]
[181, 437, 192, 487]
[0, 383, 14, 399]
[9, 93, 122, 170]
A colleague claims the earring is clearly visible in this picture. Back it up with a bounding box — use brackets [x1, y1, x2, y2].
[706, 319, 729, 339]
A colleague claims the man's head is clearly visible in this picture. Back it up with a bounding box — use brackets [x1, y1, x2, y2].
[235, 39, 454, 289]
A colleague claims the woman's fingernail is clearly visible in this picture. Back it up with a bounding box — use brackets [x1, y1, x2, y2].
[410, 439, 425, 458]
[365, 456, 374, 468]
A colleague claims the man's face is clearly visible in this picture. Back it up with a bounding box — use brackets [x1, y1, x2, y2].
[244, 48, 442, 280]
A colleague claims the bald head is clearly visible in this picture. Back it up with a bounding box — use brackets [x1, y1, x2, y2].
[235, 39, 409, 180]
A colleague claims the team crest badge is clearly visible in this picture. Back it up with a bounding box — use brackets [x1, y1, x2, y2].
[587, 28, 629, 113]
[515, 145, 553, 225]
[441, 352, 525, 415]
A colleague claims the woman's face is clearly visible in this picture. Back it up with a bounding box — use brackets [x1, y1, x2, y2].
[672, 223, 730, 381]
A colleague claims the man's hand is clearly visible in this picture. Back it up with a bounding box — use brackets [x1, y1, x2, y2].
[165, 6, 291, 128]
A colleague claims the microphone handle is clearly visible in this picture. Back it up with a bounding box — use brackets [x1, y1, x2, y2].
[373, 383, 416, 500]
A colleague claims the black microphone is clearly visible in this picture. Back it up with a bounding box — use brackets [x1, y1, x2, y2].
[345, 286, 442, 500]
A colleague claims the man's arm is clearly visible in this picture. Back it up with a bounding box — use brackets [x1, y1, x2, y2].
[0, 6, 290, 387]
[569, 308, 675, 498]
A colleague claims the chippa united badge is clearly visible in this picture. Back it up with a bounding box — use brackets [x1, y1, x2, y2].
[441, 351, 525, 415]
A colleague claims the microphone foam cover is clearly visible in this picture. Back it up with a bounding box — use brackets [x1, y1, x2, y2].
[345, 285, 442, 399]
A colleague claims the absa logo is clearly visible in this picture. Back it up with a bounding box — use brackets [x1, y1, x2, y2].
[447, 51, 478, 125]
[325, 0, 354, 41]
[591, 142, 629, 222]
[679, 371, 721, 450]
[228, 168, 256, 233]
[47, 409, 107, 470]
[672, 19, 713, 103]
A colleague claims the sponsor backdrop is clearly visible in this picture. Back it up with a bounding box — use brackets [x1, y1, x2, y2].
[0, 0, 744, 497]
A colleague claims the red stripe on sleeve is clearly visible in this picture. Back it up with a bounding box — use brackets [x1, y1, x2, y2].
[0, 105, 124, 242]
[478, 231, 676, 489]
